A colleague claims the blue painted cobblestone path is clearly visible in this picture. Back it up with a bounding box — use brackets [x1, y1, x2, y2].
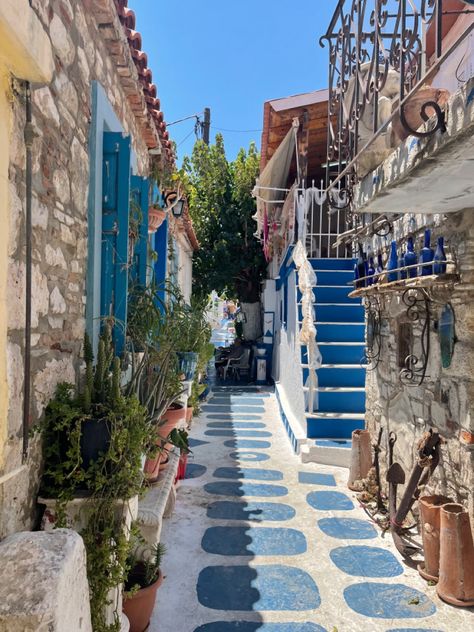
[152, 387, 472, 631]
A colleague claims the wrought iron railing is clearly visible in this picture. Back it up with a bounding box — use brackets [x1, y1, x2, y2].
[321, 0, 474, 220]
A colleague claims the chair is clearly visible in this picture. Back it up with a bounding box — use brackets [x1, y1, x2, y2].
[223, 348, 251, 381]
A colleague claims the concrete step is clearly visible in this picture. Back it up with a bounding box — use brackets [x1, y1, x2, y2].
[309, 303, 365, 323]
[301, 438, 352, 468]
[309, 257, 355, 271]
[297, 285, 359, 304]
[315, 322, 366, 343]
[314, 364, 366, 387]
[302, 342, 366, 366]
[309, 269, 354, 286]
[304, 386, 366, 414]
[306, 411, 365, 439]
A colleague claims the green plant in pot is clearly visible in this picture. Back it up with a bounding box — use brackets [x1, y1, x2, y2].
[173, 295, 212, 381]
[127, 285, 186, 480]
[38, 324, 154, 632]
[123, 538, 166, 632]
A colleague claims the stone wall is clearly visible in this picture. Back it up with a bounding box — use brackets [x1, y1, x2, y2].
[1, 0, 154, 537]
[365, 209, 474, 522]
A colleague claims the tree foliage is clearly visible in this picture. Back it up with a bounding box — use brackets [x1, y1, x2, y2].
[181, 135, 266, 302]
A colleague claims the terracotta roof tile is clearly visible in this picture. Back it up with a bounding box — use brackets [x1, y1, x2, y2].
[114, 0, 175, 167]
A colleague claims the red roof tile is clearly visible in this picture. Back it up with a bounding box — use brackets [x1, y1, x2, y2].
[114, 0, 175, 167]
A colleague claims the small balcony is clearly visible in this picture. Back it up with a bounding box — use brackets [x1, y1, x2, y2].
[321, 0, 474, 219]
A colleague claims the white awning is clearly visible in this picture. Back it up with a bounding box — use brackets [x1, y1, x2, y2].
[252, 120, 298, 235]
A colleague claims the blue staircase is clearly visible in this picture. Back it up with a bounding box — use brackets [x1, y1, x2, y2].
[298, 258, 366, 454]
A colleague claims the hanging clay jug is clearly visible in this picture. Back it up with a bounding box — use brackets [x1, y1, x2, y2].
[418, 494, 452, 582]
[392, 86, 450, 142]
[437, 503, 474, 606]
[348, 429, 372, 491]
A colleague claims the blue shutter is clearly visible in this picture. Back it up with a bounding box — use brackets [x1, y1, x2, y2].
[130, 175, 149, 288]
[153, 216, 168, 311]
[101, 131, 131, 356]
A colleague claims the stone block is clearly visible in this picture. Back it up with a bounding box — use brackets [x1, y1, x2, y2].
[0, 529, 92, 631]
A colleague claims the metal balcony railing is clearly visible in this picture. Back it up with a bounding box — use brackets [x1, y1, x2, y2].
[320, 0, 474, 219]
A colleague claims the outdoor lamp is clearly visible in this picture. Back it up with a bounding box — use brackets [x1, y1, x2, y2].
[171, 197, 185, 218]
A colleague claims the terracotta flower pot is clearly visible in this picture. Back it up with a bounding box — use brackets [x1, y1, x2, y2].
[437, 503, 474, 607]
[176, 452, 188, 481]
[148, 206, 167, 234]
[392, 86, 450, 142]
[123, 569, 164, 632]
[418, 494, 452, 582]
[348, 429, 372, 491]
[157, 404, 186, 441]
[144, 451, 162, 483]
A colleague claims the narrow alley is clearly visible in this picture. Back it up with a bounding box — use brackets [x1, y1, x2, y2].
[153, 387, 471, 632]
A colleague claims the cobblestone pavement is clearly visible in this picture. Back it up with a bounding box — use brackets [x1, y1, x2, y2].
[150, 387, 473, 632]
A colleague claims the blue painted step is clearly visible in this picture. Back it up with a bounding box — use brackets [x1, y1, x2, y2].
[314, 388, 366, 414]
[309, 258, 355, 271]
[306, 413, 365, 438]
[316, 366, 366, 387]
[316, 323, 365, 342]
[297, 287, 359, 304]
[302, 343, 365, 366]
[307, 304, 365, 322]
[306, 269, 354, 286]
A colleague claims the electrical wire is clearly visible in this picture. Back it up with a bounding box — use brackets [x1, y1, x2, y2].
[177, 126, 197, 147]
[211, 125, 263, 133]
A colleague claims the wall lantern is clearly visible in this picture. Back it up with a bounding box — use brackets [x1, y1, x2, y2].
[164, 190, 185, 218]
[171, 198, 185, 218]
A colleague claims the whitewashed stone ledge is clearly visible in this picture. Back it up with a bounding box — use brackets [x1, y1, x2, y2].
[137, 448, 180, 549]
[0, 529, 92, 631]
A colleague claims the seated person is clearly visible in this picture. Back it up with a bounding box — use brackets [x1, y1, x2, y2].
[215, 338, 244, 377]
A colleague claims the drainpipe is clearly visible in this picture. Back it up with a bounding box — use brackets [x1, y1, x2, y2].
[22, 81, 34, 462]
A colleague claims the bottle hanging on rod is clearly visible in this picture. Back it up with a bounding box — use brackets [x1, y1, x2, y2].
[367, 256, 375, 286]
[419, 228, 434, 276]
[399, 248, 407, 280]
[433, 236, 447, 274]
[387, 240, 399, 283]
[404, 236, 418, 279]
[357, 243, 366, 288]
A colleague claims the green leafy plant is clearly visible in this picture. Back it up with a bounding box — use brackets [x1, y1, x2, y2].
[125, 529, 166, 594]
[38, 324, 154, 632]
[168, 428, 191, 455]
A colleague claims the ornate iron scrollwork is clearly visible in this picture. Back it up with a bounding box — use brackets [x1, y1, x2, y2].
[322, 0, 470, 214]
[399, 288, 430, 386]
[364, 294, 382, 369]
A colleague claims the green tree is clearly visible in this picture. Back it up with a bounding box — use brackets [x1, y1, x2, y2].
[182, 135, 266, 303]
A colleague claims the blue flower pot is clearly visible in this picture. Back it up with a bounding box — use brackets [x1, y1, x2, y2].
[177, 352, 199, 381]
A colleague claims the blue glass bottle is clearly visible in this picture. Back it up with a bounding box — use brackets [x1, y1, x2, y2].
[387, 240, 399, 283]
[354, 262, 361, 289]
[367, 256, 375, 286]
[356, 243, 366, 287]
[419, 229, 434, 276]
[433, 236, 447, 274]
[404, 236, 418, 278]
[398, 250, 407, 280]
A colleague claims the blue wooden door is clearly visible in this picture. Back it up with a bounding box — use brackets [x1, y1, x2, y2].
[101, 131, 131, 355]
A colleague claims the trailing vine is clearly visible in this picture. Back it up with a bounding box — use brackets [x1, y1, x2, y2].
[38, 325, 154, 632]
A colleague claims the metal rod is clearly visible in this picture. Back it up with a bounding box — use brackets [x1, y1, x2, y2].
[23, 82, 34, 462]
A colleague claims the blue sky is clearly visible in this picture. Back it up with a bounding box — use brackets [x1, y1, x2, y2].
[130, 0, 338, 162]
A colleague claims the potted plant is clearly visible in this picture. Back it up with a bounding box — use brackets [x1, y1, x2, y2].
[168, 428, 191, 481]
[127, 285, 186, 481]
[123, 541, 166, 632]
[38, 324, 155, 631]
